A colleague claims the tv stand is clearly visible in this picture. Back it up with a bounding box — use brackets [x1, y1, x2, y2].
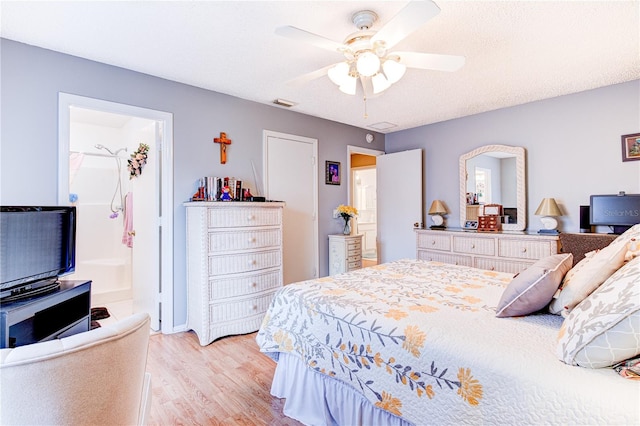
[0, 280, 91, 348]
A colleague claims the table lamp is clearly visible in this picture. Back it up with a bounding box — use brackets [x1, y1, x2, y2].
[428, 200, 448, 229]
[535, 198, 562, 234]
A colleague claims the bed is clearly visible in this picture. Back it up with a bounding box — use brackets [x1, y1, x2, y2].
[256, 230, 640, 425]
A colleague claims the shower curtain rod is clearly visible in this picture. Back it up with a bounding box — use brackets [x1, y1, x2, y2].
[70, 150, 127, 159]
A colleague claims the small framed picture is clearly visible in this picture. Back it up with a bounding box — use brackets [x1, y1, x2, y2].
[621, 133, 640, 162]
[325, 161, 341, 185]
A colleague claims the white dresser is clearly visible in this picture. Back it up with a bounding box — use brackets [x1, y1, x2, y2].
[416, 228, 559, 274]
[185, 202, 284, 345]
[329, 234, 363, 275]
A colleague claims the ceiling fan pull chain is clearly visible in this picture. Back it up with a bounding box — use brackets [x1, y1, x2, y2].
[363, 95, 368, 119]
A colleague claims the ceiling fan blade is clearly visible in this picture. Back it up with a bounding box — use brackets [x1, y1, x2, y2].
[393, 51, 465, 72]
[285, 64, 335, 87]
[276, 26, 344, 53]
[371, 0, 441, 51]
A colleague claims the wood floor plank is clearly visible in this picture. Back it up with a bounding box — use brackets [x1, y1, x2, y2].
[146, 331, 302, 425]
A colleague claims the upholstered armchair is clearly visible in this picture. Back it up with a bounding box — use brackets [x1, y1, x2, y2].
[0, 312, 151, 425]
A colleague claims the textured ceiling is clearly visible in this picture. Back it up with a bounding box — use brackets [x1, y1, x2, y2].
[2, 1, 639, 133]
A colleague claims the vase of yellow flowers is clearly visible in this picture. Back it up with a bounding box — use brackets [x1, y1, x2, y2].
[336, 204, 358, 235]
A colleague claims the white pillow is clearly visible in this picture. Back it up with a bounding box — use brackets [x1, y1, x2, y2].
[557, 256, 640, 368]
[549, 224, 640, 316]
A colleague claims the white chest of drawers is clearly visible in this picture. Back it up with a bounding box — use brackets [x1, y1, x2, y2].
[416, 228, 559, 274]
[329, 234, 363, 275]
[185, 202, 284, 345]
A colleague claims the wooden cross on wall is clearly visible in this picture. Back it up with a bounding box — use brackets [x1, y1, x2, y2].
[214, 132, 232, 164]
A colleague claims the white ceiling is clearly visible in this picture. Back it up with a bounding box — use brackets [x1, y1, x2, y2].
[2, 1, 639, 134]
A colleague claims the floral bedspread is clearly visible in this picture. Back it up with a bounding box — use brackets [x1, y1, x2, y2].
[256, 259, 514, 424]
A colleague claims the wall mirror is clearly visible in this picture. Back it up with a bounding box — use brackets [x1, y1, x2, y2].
[459, 144, 526, 231]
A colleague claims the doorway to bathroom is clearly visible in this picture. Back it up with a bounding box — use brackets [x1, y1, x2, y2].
[57, 94, 174, 333]
[347, 145, 384, 266]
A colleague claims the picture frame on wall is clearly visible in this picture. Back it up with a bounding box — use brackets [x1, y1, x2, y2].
[621, 133, 640, 162]
[325, 161, 341, 185]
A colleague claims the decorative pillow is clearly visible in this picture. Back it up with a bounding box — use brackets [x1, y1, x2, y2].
[549, 224, 640, 316]
[495, 253, 573, 318]
[557, 256, 640, 368]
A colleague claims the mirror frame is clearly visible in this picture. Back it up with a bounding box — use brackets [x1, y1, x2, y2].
[459, 144, 526, 231]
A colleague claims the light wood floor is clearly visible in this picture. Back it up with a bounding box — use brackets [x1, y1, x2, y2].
[145, 331, 302, 425]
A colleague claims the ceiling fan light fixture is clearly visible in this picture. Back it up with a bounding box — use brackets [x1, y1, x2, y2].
[339, 74, 357, 95]
[383, 58, 406, 84]
[356, 51, 380, 77]
[371, 73, 390, 94]
[328, 62, 350, 86]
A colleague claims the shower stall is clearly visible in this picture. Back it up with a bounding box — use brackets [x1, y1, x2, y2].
[68, 110, 155, 306]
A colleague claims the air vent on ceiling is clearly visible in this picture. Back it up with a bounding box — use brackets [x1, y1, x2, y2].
[272, 98, 297, 108]
[368, 121, 397, 131]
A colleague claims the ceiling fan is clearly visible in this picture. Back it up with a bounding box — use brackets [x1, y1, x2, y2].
[276, 0, 465, 97]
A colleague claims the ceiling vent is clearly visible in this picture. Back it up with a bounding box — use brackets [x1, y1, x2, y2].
[272, 98, 297, 108]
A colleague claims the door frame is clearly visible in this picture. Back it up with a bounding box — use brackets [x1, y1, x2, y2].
[57, 93, 174, 334]
[347, 145, 384, 261]
[346, 145, 384, 206]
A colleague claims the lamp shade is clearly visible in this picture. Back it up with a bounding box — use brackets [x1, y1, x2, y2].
[428, 200, 447, 215]
[371, 73, 390, 94]
[339, 74, 357, 95]
[535, 198, 562, 217]
[328, 62, 350, 86]
[383, 58, 406, 84]
[356, 51, 380, 77]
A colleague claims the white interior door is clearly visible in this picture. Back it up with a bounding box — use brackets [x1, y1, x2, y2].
[264, 131, 318, 284]
[377, 149, 423, 263]
[131, 121, 160, 331]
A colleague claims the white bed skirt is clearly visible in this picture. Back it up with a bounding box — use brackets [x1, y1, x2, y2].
[271, 353, 412, 426]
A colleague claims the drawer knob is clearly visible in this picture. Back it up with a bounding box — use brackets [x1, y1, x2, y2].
[490, 266, 495, 271]
[249, 259, 257, 266]
[471, 244, 475, 249]
[522, 248, 527, 253]
[248, 237, 256, 243]
[431, 240, 436, 245]
[251, 305, 258, 311]
[251, 282, 257, 288]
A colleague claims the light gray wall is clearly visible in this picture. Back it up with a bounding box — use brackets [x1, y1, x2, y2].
[386, 80, 640, 232]
[0, 38, 385, 327]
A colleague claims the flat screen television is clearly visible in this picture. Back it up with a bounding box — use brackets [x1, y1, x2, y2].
[0, 206, 76, 300]
[590, 194, 640, 234]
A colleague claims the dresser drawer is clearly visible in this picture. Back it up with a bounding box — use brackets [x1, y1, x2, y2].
[417, 250, 472, 267]
[347, 239, 361, 249]
[207, 206, 282, 228]
[347, 246, 362, 257]
[209, 290, 278, 323]
[453, 236, 495, 256]
[347, 260, 362, 270]
[210, 268, 282, 300]
[209, 228, 281, 252]
[498, 239, 555, 260]
[416, 233, 451, 251]
[474, 257, 532, 274]
[208, 249, 281, 275]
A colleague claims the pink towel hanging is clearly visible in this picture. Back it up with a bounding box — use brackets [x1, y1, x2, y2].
[122, 192, 134, 248]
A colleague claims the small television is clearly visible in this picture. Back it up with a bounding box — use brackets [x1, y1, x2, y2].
[590, 193, 640, 234]
[0, 206, 76, 300]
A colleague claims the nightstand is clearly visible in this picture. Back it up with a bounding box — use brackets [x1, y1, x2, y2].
[328, 234, 363, 275]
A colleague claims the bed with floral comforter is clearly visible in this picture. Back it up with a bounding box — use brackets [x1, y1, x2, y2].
[256, 259, 639, 425]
